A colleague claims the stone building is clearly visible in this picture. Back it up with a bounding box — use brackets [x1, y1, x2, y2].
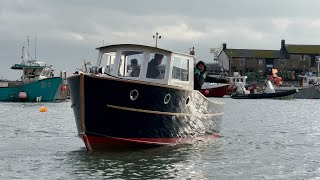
[217, 40, 320, 81]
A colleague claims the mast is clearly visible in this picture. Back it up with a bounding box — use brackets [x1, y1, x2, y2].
[21, 47, 25, 62]
[35, 36, 37, 61]
[27, 35, 30, 61]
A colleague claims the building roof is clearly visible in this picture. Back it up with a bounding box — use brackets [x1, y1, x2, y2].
[224, 49, 282, 59]
[206, 63, 223, 71]
[285, 44, 320, 54]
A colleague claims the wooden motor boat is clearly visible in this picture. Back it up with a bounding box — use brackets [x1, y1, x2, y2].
[68, 44, 224, 151]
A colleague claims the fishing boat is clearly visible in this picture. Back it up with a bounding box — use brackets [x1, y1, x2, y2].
[200, 82, 229, 97]
[68, 44, 224, 151]
[0, 39, 68, 102]
[231, 80, 298, 99]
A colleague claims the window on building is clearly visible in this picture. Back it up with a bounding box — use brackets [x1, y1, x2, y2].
[257, 59, 263, 66]
[278, 59, 286, 67]
[239, 58, 245, 66]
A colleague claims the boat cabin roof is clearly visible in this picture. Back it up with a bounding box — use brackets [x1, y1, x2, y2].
[11, 61, 47, 70]
[92, 44, 195, 90]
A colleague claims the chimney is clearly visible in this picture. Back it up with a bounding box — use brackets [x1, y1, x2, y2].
[222, 43, 227, 51]
[281, 39, 285, 49]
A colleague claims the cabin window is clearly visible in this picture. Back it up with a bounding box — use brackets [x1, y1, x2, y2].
[40, 68, 51, 77]
[172, 56, 189, 81]
[100, 52, 116, 74]
[146, 53, 167, 79]
[118, 51, 143, 77]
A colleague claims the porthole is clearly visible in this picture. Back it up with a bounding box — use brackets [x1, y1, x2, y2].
[129, 89, 139, 101]
[186, 96, 190, 105]
[164, 94, 171, 104]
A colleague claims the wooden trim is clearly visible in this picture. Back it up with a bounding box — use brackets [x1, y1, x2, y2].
[79, 73, 86, 132]
[107, 104, 224, 117]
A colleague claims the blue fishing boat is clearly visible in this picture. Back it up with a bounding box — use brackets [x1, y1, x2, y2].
[0, 40, 68, 102]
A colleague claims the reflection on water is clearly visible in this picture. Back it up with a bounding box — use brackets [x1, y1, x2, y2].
[65, 140, 223, 179]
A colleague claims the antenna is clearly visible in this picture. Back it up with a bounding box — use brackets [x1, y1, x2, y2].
[21, 46, 25, 62]
[34, 36, 37, 61]
[27, 35, 30, 60]
[153, 32, 161, 47]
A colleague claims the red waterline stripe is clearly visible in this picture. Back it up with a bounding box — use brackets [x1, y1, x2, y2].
[81, 133, 221, 146]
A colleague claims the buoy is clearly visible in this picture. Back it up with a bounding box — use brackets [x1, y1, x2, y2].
[19, 91, 27, 99]
[205, 90, 209, 94]
[61, 85, 67, 91]
[40, 106, 48, 112]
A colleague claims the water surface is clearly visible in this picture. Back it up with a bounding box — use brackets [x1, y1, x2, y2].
[0, 98, 319, 179]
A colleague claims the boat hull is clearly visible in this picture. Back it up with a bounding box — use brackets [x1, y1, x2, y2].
[200, 84, 229, 97]
[231, 89, 298, 99]
[294, 85, 320, 99]
[0, 77, 65, 102]
[68, 74, 224, 150]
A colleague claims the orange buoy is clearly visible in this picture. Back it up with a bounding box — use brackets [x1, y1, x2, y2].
[40, 106, 48, 112]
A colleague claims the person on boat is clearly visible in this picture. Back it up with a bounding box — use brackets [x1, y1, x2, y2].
[129, 59, 140, 77]
[194, 61, 207, 90]
[146, 53, 163, 79]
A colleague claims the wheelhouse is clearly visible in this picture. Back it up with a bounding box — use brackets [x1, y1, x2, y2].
[11, 61, 55, 82]
[93, 44, 195, 90]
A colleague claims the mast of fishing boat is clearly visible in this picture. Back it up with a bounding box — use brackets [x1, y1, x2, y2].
[34, 36, 37, 61]
[21, 46, 25, 62]
[27, 36, 30, 61]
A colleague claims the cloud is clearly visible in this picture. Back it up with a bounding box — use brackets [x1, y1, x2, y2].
[2, 0, 320, 79]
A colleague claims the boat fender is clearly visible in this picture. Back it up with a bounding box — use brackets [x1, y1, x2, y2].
[205, 90, 209, 94]
[19, 91, 27, 99]
[61, 85, 67, 91]
[164, 94, 171, 104]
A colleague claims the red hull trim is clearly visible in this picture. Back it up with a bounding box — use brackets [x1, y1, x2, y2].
[80, 133, 221, 149]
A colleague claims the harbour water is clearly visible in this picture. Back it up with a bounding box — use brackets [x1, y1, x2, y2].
[0, 98, 320, 179]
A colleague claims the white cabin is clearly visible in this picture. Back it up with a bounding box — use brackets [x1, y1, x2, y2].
[92, 44, 195, 90]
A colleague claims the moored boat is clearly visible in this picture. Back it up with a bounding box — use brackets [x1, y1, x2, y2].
[68, 44, 224, 150]
[274, 73, 320, 99]
[0, 40, 68, 102]
[225, 73, 248, 95]
[200, 82, 229, 97]
[231, 80, 298, 99]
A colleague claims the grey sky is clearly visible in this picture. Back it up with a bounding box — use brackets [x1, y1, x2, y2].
[1, 0, 320, 79]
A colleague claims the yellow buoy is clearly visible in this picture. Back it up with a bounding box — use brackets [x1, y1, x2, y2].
[40, 106, 48, 112]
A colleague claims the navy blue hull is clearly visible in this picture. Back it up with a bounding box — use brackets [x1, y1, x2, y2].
[231, 89, 297, 99]
[68, 74, 224, 149]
